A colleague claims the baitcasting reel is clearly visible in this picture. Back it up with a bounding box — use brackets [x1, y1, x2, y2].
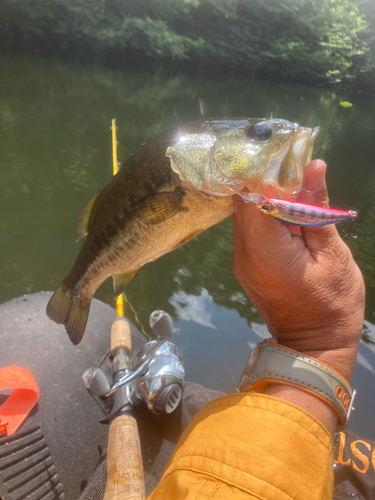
[83, 310, 184, 415]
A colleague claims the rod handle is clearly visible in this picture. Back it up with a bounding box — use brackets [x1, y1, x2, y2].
[111, 318, 131, 356]
[103, 414, 145, 500]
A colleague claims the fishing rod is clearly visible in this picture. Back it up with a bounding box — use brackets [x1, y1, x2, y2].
[111, 119, 125, 319]
[82, 120, 184, 500]
[103, 119, 145, 500]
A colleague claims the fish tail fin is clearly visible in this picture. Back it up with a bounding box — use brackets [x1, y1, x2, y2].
[46, 283, 91, 345]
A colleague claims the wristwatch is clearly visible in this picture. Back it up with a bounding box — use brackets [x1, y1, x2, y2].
[237, 338, 356, 430]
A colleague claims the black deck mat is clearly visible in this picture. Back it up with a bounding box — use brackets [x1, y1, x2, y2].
[0, 426, 65, 500]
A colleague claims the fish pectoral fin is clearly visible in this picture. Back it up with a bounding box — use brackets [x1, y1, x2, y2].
[76, 192, 101, 241]
[113, 270, 140, 297]
[139, 189, 188, 226]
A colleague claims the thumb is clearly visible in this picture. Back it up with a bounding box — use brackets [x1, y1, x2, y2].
[301, 159, 328, 206]
[300, 160, 340, 253]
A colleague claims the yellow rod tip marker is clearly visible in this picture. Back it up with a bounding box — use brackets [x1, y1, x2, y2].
[111, 119, 124, 317]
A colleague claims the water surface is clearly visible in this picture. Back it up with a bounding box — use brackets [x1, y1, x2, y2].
[1, 55, 375, 438]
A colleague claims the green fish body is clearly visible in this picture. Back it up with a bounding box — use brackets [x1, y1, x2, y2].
[47, 118, 319, 344]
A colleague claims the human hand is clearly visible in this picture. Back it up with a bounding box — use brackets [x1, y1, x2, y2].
[233, 159, 365, 382]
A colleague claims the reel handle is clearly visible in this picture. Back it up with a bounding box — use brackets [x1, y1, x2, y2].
[103, 318, 146, 500]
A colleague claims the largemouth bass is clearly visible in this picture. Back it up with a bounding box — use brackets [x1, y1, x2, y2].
[47, 118, 319, 344]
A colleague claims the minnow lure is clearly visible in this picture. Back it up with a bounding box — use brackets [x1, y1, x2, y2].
[249, 193, 357, 227]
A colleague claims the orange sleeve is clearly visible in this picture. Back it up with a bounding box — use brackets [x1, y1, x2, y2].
[148, 393, 334, 500]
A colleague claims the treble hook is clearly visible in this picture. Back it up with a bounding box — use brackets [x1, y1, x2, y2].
[290, 188, 312, 201]
[343, 218, 361, 239]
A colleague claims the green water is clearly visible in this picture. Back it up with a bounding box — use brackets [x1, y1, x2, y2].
[1, 54, 375, 438]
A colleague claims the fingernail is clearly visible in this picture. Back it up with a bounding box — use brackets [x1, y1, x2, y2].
[305, 162, 326, 192]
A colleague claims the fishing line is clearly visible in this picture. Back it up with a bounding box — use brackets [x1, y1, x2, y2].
[123, 292, 151, 341]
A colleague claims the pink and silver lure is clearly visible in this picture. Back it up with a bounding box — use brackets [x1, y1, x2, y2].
[249, 194, 357, 227]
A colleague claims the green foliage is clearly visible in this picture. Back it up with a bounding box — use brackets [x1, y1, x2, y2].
[0, 0, 374, 88]
[0, 0, 203, 59]
[181, 0, 369, 85]
[340, 101, 353, 107]
[357, 0, 375, 88]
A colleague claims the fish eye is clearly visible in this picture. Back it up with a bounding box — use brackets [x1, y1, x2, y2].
[261, 204, 270, 212]
[247, 122, 273, 142]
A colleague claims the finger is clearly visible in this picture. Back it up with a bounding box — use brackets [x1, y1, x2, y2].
[234, 195, 292, 252]
[285, 160, 327, 235]
[285, 223, 301, 236]
[299, 161, 341, 253]
[299, 159, 329, 207]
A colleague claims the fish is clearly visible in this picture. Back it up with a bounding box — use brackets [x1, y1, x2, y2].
[46, 118, 319, 344]
[250, 194, 357, 227]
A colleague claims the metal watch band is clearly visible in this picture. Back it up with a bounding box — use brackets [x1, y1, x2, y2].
[237, 338, 356, 430]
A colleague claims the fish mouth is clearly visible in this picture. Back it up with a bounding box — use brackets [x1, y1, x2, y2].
[260, 125, 320, 198]
[289, 125, 320, 185]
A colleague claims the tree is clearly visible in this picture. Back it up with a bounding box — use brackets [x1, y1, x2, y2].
[0, 0, 373, 89]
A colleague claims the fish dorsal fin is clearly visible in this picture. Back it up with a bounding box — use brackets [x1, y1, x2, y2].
[76, 192, 101, 241]
[113, 270, 140, 297]
[139, 190, 188, 226]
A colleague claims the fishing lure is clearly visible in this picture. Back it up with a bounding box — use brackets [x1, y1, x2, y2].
[240, 193, 358, 237]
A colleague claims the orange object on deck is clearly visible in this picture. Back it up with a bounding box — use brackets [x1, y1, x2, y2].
[0, 366, 39, 436]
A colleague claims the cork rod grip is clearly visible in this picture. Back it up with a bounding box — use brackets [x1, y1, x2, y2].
[111, 318, 132, 355]
[103, 414, 145, 500]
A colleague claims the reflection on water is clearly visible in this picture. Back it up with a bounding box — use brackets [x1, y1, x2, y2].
[171, 289, 217, 329]
[1, 54, 375, 438]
